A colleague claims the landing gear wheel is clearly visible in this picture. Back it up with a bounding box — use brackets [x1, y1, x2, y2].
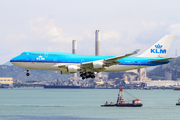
[26, 73, 30, 76]
[80, 72, 95, 79]
[26, 69, 30, 76]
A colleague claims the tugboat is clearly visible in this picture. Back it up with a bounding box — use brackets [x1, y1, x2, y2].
[115, 88, 143, 107]
[176, 98, 180, 105]
[101, 101, 115, 107]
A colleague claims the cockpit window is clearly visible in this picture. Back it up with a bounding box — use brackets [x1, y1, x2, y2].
[21, 53, 26, 55]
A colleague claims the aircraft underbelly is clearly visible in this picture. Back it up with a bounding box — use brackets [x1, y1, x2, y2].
[12, 62, 149, 72]
[104, 65, 148, 72]
[11, 62, 61, 70]
[12, 62, 78, 71]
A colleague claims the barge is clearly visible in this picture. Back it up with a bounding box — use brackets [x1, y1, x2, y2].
[101, 88, 143, 107]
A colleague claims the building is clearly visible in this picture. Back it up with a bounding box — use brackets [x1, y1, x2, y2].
[124, 69, 151, 84]
[142, 80, 180, 87]
[165, 71, 172, 80]
[0, 77, 13, 87]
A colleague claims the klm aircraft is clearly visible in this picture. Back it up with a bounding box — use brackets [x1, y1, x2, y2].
[10, 35, 174, 79]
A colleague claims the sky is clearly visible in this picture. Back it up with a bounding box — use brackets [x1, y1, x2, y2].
[1, 0, 180, 64]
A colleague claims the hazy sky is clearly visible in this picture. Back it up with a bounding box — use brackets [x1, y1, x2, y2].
[1, 0, 180, 64]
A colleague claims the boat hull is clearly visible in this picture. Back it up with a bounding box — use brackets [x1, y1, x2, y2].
[176, 103, 180, 105]
[173, 86, 180, 90]
[101, 105, 115, 107]
[101, 104, 143, 107]
[115, 104, 143, 107]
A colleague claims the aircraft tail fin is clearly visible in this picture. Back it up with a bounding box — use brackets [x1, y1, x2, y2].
[139, 35, 174, 57]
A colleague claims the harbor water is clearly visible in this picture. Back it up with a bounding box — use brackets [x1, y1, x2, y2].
[0, 88, 180, 120]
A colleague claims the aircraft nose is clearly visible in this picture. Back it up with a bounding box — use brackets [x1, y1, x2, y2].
[10, 57, 16, 65]
[10, 58, 14, 63]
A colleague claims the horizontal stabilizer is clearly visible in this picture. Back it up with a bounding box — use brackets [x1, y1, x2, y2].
[147, 58, 174, 63]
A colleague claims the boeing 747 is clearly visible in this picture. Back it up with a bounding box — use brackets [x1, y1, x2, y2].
[10, 35, 174, 79]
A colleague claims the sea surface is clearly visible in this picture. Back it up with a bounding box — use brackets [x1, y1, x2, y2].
[0, 88, 180, 120]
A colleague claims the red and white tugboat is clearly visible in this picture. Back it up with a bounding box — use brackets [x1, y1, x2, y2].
[115, 88, 143, 107]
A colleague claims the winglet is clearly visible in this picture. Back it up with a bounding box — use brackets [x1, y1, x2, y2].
[126, 49, 140, 56]
[132, 49, 140, 55]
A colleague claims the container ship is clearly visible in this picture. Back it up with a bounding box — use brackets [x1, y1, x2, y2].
[101, 88, 143, 107]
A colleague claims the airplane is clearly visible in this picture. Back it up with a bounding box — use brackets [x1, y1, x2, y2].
[10, 35, 174, 79]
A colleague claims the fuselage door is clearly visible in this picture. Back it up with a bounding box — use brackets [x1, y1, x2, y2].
[26, 53, 30, 62]
[81, 59, 84, 63]
[138, 61, 141, 68]
[31, 58, 35, 63]
[45, 52, 48, 58]
[53, 58, 57, 64]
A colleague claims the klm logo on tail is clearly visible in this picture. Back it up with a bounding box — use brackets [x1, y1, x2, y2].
[151, 44, 166, 54]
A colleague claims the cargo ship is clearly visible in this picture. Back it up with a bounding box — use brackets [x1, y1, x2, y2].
[101, 88, 143, 107]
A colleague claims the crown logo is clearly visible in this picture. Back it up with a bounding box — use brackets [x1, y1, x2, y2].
[155, 44, 162, 49]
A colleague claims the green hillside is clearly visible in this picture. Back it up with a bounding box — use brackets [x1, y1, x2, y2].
[147, 56, 180, 80]
[0, 65, 72, 82]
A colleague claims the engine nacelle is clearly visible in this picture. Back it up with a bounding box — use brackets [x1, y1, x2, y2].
[67, 65, 78, 73]
[92, 61, 104, 69]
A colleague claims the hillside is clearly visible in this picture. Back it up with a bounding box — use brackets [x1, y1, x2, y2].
[0, 65, 72, 82]
[147, 56, 180, 80]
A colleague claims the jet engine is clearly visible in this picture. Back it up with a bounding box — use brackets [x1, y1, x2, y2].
[92, 61, 104, 68]
[67, 65, 78, 73]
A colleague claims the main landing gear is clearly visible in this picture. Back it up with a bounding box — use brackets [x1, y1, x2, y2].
[26, 69, 30, 76]
[80, 72, 95, 79]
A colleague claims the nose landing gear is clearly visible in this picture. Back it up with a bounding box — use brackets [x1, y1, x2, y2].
[26, 69, 30, 76]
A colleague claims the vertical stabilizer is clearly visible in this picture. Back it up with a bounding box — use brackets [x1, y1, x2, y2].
[139, 35, 174, 57]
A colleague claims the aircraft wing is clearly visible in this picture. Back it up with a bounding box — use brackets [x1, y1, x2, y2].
[81, 49, 140, 72]
[56, 49, 140, 73]
[103, 49, 140, 65]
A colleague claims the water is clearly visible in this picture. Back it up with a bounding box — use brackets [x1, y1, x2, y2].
[0, 88, 180, 120]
